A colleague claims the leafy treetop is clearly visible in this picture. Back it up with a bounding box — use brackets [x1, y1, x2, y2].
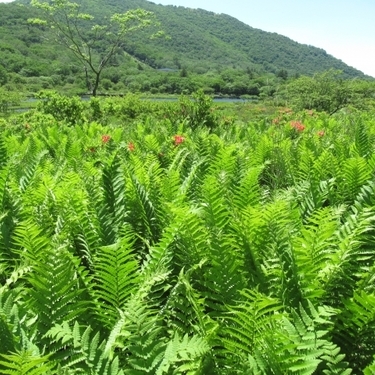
[29, 0, 164, 96]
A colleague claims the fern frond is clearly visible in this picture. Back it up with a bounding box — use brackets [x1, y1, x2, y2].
[12, 220, 50, 263]
[0, 290, 18, 356]
[0, 350, 53, 375]
[333, 291, 375, 372]
[0, 166, 18, 281]
[262, 302, 345, 375]
[323, 207, 375, 302]
[260, 199, 303, 308]
[156, 333, 210, 375]
[199, 173, 245, 310]
[354, 119, 372, 158]
[18, 150, 49, 194]
[46, 321, 124, 375]
[123, 304, 166, 374]
[127, 174, 160, 245]
[353, 180, 375, 210]
[0, 135, 8, 169]
[339, 157, 372, 203]
[293, 206, 341, 301]
[92, 230, 140, 328]
[26, 248, 90, 343]
[321, 342, 352, 375]
[164, 262, 211, 336]
[179, 157, 206, 203]
[220, 289, 283, 358]
[363, 356, 375, 375]
[99, 152, 127, 244]
[231, 165, 263, 211]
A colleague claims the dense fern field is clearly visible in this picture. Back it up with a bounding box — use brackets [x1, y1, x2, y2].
[1, 95, 375, 374]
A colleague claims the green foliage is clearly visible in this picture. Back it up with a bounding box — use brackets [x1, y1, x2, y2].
[92, 232, 140, 328]
[0, 1, 371, 97]
[45, 321, 124, 374]
[177, 90, 218, 130]
[30, 0, 162, 96]
[26, 248, 90, 340]
[282, 69, 373, 115]
[0, 350, 53, 375]
[156, 333, 210, 374]
[1, 99, 375, 373]
[35, 90, 85, 125]
[0, 88, 22, 115]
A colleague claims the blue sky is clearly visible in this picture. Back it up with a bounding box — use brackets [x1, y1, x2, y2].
[1, 0, 374, 77]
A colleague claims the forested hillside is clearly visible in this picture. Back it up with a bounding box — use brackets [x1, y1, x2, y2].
[0, 0, 371, 96]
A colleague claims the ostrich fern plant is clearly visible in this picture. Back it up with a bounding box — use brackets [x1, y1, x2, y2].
[0, 99, 375, 373]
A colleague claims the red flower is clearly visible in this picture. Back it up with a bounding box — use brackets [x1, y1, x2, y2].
[290, 121, 305, 132]
[173, 135, 185, 146]
[101, 134, 111, 144]
[317, 130, 325, 137]
[127, 142, 135, 152]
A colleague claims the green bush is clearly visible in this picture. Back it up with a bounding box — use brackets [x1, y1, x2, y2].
[0, 88, 22, 115]
[35, 90, 85, 125]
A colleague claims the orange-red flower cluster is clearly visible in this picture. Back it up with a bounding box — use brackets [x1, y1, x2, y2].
[173, 135, 185, 146]
[127, 142, 135, 152]
[290, 121, 305, 132]
[101, 134, 111, 144]
[317, 130, 325, 137]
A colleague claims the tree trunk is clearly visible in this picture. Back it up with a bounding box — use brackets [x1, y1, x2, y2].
[84, 66, 91, 93]
[92, 71, 101, 97]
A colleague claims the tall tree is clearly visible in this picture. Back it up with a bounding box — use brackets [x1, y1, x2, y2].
[29, 0, 163, 96]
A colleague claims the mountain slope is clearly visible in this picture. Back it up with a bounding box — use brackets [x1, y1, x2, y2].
[0, 0, 370, 96]
[98, 0, 365, 78]
[3, 0, 368, 78]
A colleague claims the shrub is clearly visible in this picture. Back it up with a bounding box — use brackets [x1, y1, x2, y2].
[35, 90, 85, 125]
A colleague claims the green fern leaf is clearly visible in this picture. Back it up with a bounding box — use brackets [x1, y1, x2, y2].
[26, 249, 90, 342]
[99, 153, 127, 244]
[333, 291, 375, 371]
[156, 333, 209, 375]
[0, 300, 15, 355]
[354, 119, 372, 158]
[339, 157, 372, 203]
[0, 135, 8, 170]
[92, 230, 140, 328]
[12, 220, 50, 263]
[0, 350, 53, 375]
[46, 320, 124, 375]
[124, 305, 166, 374]
[363, 356, 375, 375]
